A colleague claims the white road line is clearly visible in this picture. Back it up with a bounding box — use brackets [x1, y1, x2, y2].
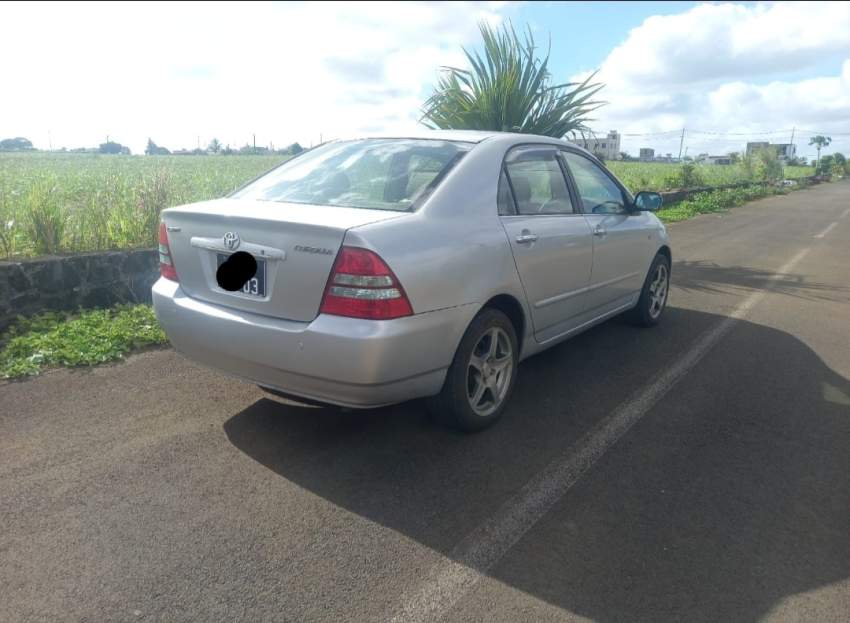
[389, 248, 812, 623]
[814, 222, 838, 238]
[840, 208, 850, 220]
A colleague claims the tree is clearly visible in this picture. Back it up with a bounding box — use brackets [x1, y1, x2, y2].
[0, 137, 34, 151]
[809, 135, 831, 168]
[285, 142, 304, 155]
[815, 154, 834, 176]
[727, 152, 741, 164]
[208, 138, 221, 153]
[421, 21, 605, 138]
[99, 141, 130, 155]
[754, 146, 783, 182]
[145, 138, 170, 155]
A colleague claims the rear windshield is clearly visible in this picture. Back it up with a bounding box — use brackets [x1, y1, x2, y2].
[232, 139, 471, 211]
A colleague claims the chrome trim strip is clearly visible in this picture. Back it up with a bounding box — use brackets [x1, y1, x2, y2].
[536, 300, 636, 346]
[190, 236, 286, 260]
[534, 271, 640, 309]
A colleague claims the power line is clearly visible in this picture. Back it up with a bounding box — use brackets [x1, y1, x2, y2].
[618, 128, 850, 138]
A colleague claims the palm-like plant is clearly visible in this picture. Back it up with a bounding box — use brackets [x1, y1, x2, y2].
[809, 135, 831, 168]
[421, 21, 605, 138]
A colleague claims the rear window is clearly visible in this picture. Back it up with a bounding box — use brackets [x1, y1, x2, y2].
[233, 139, 471, 211]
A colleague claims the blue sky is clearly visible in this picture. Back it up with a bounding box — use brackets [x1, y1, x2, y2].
[523, 2, 699, 76]
[1, 1, 848, 158]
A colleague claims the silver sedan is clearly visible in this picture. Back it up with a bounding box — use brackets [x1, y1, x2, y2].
[153, 130, 671, 431]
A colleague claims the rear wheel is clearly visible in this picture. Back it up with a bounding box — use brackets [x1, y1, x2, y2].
[427, 308, 518, 432]
[629, 253, 670, 327]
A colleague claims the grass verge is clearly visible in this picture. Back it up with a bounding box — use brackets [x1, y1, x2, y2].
[656, 181, 807, 223]
[1, 304, 167, 379]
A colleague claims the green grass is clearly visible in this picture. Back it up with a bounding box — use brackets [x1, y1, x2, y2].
[0, 304, 168, 379]
[606, 161, 813, 192]
[0, 152, 286, 258]
[655, 181, 804, 224]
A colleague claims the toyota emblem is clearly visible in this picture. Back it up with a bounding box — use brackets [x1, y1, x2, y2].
[223, 232, 240, 250]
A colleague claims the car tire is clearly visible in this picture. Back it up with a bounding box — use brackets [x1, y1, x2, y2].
[426, 308, 519, 433]
[629, 252, 671, 327]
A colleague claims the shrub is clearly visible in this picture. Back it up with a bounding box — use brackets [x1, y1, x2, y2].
[753, 147, 784, 182]
[25, 179, 67, 255]
[663, 162, 705, 189]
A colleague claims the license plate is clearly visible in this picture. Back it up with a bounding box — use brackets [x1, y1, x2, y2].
[217, 253, 267, 297]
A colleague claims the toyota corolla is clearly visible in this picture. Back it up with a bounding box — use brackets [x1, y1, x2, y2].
[152, 130, 670, 431]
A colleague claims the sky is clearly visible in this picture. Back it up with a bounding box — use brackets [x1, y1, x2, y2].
[1, 1, 849, 159]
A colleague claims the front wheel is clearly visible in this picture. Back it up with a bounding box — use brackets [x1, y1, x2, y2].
[427, 308, 518, 432]
[629, 253, 670, 327]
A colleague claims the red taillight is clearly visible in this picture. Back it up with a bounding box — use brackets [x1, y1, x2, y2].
[158, 222, 179, 282]
[319, 246, 413, 320]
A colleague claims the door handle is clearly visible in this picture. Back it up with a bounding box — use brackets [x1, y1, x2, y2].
[515, 233, 539, 244]
[593, 225, 607, 237]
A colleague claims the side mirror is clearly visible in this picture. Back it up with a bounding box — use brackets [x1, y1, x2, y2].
[633, 191, 663, 212]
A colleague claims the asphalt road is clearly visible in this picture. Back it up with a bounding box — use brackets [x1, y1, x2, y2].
[3, 182, 849, 623]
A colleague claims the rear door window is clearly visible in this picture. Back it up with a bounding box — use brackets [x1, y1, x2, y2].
[504, 147, 574, 215]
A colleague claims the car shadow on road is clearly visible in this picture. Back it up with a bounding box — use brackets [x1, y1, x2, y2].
[223, 307, 850, 622]
[674, 260, 850, 303]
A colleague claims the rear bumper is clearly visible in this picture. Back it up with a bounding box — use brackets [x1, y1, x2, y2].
[152, 278, 477, 408]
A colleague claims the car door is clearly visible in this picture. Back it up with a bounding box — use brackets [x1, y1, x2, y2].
[498, 145, 594, 343]
[561, 150, 654, 315]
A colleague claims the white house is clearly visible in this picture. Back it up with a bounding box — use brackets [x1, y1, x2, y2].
[570, 131, 621, 160]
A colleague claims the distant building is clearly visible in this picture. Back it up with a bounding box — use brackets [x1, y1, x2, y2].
[774, 143, 796, 160]
[639, 148, 655, 162]
[704, 156, 732, 165]
[745, 141, 797, 162]
[571, 130, 621, 160]
[746, 142, 770, 156]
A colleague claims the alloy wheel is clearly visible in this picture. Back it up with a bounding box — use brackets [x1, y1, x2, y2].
[466, 327, 514, 417]
[648, 263, 669, 319]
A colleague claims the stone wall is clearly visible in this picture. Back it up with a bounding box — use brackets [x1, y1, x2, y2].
[0, 249, 159, 331]
[658, 176, 821, 205]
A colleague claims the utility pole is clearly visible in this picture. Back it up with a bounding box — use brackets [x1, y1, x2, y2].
[790, 126, 796, 160]
[48, 130, 52, 151]
[253, 133, 256, 152]
[677, 128, 685, 161]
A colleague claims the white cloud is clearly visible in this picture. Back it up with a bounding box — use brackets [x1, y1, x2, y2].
[0, 1, 509, 153]
[583, 2, 850, 157]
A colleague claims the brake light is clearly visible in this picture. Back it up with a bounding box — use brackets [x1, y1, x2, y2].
[319, 247, 413, 320]
[158, 222, 179, 282]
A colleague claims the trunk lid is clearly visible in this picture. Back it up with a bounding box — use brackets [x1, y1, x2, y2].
[161, 198, 405, 321]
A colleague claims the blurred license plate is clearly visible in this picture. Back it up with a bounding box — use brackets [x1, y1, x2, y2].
[217, 253, 266, 297]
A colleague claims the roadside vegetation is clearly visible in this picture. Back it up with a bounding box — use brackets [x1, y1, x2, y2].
[0, 304, 167, 379]
[607, 161, 813, 192]
[656, 181, 806, 223]
[0, 153, 285, 258]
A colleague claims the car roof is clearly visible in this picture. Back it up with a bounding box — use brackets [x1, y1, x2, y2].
[330, 129, 593, 153]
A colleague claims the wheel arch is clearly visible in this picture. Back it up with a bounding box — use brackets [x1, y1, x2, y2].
[481, 293, 527, 357]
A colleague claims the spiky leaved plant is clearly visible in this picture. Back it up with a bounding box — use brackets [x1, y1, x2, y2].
[421, 21, 605, 138]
